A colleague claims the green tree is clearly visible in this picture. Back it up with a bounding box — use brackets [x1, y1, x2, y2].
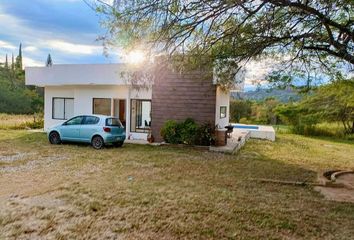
[93, 0, 354, 87]
[46, 54, 53, 67]
[15, 43, 23, 70]
[302, 80, 354, 134]
[0, 44, 43, 114]
[276, 80, 354, 135]
[4, 54, 9, 69]
[230, 100, 252, 123]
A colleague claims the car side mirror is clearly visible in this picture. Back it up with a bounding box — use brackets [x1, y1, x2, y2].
[62, 122, 67, 126]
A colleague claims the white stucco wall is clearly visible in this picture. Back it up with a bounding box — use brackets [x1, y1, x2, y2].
[26, 64, 129, 86]
[215, 86, 230, 129]
[44, 85, 152, 140]
[44, 86, 75, 130]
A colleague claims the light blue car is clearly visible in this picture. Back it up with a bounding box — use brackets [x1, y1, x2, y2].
[48, 115, 126, 149]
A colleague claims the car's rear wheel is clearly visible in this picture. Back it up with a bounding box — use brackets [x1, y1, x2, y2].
[49, 131, 61, 144]
[114, 141, 124, 147]
[92, 136, 104, 149]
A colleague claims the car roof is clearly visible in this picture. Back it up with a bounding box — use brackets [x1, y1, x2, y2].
[84, 114, 119, 119]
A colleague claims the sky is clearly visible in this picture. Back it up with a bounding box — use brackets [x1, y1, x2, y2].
[0, 0, 118, 67]
[0, 0, 269, 90]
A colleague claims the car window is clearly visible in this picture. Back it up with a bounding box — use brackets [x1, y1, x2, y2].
[83, 116, 100, 125]
[65, 116, 84, 125]
[106, 118, 123, 127]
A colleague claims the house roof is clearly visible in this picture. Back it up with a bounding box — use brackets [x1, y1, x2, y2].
[25, 63, 245, 91]
[25, 63, 130, 87]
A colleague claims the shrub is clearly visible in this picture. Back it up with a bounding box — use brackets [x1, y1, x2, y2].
[22, 119, 44, 129]
[161, 119, 214, 146]
[195, 122, 215, 146]
[179, 118, 198, 145]
[160, 120, 181, 144]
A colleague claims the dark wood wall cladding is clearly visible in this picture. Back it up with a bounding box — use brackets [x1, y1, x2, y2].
[151, 69, 216, 142]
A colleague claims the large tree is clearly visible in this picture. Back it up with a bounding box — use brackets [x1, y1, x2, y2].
[276, 79, 354, 134]
[92, 0, 354, 86]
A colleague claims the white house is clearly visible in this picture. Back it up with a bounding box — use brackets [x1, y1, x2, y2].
[25, 63, 245, 141]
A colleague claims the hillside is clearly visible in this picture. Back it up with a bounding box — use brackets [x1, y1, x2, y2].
[232, 88, 302, 102]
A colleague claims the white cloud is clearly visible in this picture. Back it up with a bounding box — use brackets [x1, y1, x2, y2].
[45, 40, 101, 55]
[101, 0, 115, 5]
[85, 0, 114, 6]
[0, 6, 105, 64]
[244, 58, 279, 86]
[0, 40, 16, 50]
[23, 46, 38, 52]
[0, 54, 43, 67]
[23, 57, 43, 67]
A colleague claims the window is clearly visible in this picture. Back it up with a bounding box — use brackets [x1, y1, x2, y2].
[83, 116, 100, 125]
[131, 99, 151, 133]
[93, 98, 111, 116]
[52, 98, 74, 120]
[106, 118, 123, 127]
[65, 116, 84, 125]
[220, 106, 227, 119]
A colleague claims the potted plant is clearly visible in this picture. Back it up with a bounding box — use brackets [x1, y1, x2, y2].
[147, 129, 154, 143]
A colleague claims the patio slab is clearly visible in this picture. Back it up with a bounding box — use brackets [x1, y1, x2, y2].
[209, 130, 250, 154]
[125, 139, 162, 146]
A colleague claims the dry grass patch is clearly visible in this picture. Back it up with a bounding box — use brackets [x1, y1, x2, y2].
[0, 113, 43, 130]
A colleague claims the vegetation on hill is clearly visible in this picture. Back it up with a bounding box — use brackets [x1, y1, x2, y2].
[0, 44, 43, 114]
[235, 87, 302, 103]
[277, 79, 354, 135]
[231, 79, 354, 138]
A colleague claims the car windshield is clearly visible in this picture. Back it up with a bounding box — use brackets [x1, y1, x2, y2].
[106, 118, 123, 127]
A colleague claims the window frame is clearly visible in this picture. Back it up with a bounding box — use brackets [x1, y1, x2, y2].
[130, 99, 151, 133]
[92, 98, 112, 116]
[220, 106, 227, 119]
[52, 97, 74, 120]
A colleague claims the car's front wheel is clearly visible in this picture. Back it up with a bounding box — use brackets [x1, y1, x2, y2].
[92, 136, 104, 149]
[49, 131, 61, 144]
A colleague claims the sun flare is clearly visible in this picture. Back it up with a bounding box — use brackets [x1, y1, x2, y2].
[126, 50, 145, 64]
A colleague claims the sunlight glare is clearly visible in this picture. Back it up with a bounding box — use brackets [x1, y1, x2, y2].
[126, 50, 145, 64]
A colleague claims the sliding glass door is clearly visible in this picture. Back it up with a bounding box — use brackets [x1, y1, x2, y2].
[130, 99, 151, 133]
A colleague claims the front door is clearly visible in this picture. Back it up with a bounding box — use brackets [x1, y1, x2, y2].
[60, 116, 84, 141]
[114, 99, 126, 127]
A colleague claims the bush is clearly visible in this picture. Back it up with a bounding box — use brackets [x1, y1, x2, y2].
[179, 118, 198, 145]
[161, 119, 214, 146]
[195, 122, 215, 146]
[160, 120, 181, 144]
[22, 119, 44, 129]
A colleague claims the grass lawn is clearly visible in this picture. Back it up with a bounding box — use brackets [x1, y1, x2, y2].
[0, 130, 353, 239]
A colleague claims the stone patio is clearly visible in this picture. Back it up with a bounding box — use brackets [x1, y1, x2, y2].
[209, 130, 251, 154]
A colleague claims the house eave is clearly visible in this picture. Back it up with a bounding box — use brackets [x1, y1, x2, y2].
[25, 63, 132, 87]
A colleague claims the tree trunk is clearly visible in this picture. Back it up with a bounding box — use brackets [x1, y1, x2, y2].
[341, 119, 348, 134]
